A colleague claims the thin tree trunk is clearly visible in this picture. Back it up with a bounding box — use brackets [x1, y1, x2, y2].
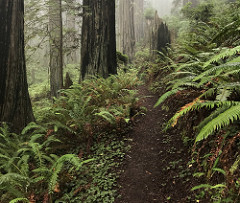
[49, 0, 63, 97]
[80, 0, 117, 81]
[0, 0, 34, 132]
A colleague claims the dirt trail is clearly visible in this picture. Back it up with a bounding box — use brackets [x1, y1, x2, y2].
[116, 85, 201, 203]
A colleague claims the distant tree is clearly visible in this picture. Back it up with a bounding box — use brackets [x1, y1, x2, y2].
[134, 0, 145, 43]
[25, 0, 49, 84]
[49, 0, 63, 97]
[80, 0, 117, 80]
[63, 0, 80, 64]
[118, 0, 135, 62]
[0, 0, 34, 131]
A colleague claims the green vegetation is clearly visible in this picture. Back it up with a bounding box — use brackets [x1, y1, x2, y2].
[148, 0, 240, 201]
[0, 68, 141, 202]
[144, 7, 155, 20]
[4, 0, 240, 201]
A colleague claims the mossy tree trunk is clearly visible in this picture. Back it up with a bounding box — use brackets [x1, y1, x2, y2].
[49, 0, 63, 97]
[0, 0, 34, 132]
[80, 0, 117, 81]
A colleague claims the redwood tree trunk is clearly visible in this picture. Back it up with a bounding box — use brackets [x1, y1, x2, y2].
[134, 0, 144, 44]
[0, 0, 34, 131]
[65, 0, 78, 64]
[80, 0, 117, 81]
[119, 0, 135, 62]
[49, 0, 63, 97]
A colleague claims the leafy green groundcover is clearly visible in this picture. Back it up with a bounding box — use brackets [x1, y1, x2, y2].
[0, 68, 141, 202]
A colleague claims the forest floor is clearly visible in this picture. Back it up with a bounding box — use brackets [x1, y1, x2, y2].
[115, 85, 206, 203]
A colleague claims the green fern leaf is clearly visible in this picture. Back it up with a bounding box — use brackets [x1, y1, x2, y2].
[194, 62, 240, 81]
[212, 168, 226, 176]
[196, 105, 240, 142]
[95, 110, 116, 124]
[204, 46, 240, 68]
[9, 198, 29, 203]
[154, 88, 184, 108]
[230, 155, 240, 175]
[21, 122, 46, 135]
[211, 184, 227, 189]
[191, 184, 211, 191]
[216, 88, 232, 101]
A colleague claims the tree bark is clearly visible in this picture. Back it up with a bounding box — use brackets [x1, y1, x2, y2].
[134, 0, 144, 44]
[0, 0, 34, 132]
[118, 0, 135, 62]
[80, 0, 117, 81]
[49, 0, 63, 98]
[64, 0, 78, 64]
[151, 12, 171, 58]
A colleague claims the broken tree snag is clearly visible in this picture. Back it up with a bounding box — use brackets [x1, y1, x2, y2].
[64, 72, 73, 89]
[151, 12, 171, 58]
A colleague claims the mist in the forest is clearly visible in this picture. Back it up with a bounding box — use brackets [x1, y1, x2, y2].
[148, 0, 174, 17]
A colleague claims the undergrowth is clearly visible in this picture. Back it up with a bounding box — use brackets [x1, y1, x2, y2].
[148, 0, 240, 202]
[0, 68, 142, 202]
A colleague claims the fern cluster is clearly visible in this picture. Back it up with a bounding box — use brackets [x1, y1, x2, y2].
[0, 123, 93, 202]
[35, 68, 141, 139]
[0, 68, 142, 202]
[153, 0, 240, 201]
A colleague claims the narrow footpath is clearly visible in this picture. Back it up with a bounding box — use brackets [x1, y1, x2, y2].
[116, 85, 203, 203]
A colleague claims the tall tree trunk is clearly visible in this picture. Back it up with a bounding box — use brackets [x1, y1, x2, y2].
[119, 0, 135, 61]
[65, 0, 78, 64]
[80, 0, 117, 81]
[0, 0, 34, 132]
[116, 0, 121, 50]
[134, 0, 144, 44]
[49, 0, 63, 97]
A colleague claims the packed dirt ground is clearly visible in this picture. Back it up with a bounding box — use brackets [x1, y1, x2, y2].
[116, 85, 207, 203]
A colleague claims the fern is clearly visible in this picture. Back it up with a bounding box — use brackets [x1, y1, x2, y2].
[212, 19, 240, 45]
[175, 61, 203, 72]
[95, 110, 116, 124]
[0, 173, 30, 189]
[48, 154, 93, 193]
[197, 106, 229, 131]
[216, 88, 232, 101]
[9, 198, 29, 203]
[167, 100, 239, 129]
[229, 155, 240, 175]
[196, 105, 240, 142]
[194, 62, 240, 81]
[21, 122, 47, 135]
[203, 46, 240, 68]
[154, 88, 184, 108]
[171, 79, 199, 90]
